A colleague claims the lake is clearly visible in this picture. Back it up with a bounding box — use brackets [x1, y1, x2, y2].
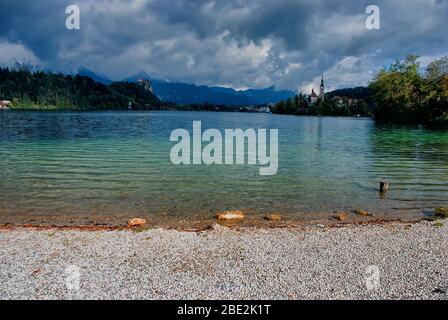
[1, 111, 447, 225]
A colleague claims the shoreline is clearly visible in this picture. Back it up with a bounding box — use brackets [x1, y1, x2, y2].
[1, 219, 446, 300]
[0, 214, 435, 232]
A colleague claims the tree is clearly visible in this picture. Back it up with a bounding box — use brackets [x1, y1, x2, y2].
[369, 55, 425, 123]
[369, 54, 448, 124]
[423, 57, 448, 123]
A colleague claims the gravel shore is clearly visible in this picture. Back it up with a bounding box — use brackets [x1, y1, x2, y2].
[0, 221, 447, 300]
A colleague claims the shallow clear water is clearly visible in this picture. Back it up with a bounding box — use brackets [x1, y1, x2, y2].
[0, 111, 447, 223]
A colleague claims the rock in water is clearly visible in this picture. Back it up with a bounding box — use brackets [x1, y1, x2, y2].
[128, 218, 147, 227]
[334, 212, 350, 221]
[380, 182, 390, 193]
[435, 208, 448, 218]
[264, 214, 282, 221]
[355, 209, 373, 217]
[216, 211, 245, 221]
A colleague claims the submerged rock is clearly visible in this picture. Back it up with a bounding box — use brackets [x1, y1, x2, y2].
[334, 212, 350, 221]
[355, 209, 373, 217]
[127, 218, 147, 227]
[264, 214, 282, 221]
[435, 208, 448, 219]
[216, 211, 245, 221]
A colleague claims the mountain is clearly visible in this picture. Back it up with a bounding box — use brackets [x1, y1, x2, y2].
[124, 71, 169, 83]
[77, 67, 112, 85]
[11, 60, 39, 73]
[125, 71, 295, 105]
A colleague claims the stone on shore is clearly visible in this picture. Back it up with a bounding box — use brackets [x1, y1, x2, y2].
[127, 218, 147, 227]
[216, 211, 245, 221]
[212, 224, 230, 232]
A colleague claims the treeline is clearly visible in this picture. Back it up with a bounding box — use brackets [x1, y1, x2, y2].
[369, 55, 448, 124]
[0, 68, 165, 110]
[172, 104, 270, 112]
[326, 87, 372, 101]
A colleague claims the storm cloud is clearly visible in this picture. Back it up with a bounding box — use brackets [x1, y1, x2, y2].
[0, 0, 447, 91]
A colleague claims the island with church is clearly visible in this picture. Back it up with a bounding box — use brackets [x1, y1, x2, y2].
[272, 74, 374, 118]
[273, 55, 448, 125]
[310, 76, 326, 104]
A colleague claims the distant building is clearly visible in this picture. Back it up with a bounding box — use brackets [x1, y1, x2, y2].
[319, 75, 325, 102]
[331, 96, 344, 105]
[310, 89, 319, 104]
[0, 100, 12, 110]
[309, 75, 325, 104]
[348, 98, 358, 108]
[258, 105, 272, 113]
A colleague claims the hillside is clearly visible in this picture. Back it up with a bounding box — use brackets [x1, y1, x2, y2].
[325, 86, 372, 100]
[0, 68, 162, 110]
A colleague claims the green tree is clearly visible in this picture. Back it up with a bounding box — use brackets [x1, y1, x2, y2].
[423, 57, 448, 123]
[369, 54, 424, 123]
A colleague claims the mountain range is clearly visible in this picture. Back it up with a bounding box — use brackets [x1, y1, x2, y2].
[10, 62, 296, 105]
[82, 69, 296, 105]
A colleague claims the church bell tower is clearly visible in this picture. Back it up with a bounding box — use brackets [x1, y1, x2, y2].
[319, 75, 325, 102]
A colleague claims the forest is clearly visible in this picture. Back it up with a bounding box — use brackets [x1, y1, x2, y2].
[0, 68, 164, 110]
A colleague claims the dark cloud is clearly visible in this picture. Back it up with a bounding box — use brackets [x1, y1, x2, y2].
[0, 0, 447, 91]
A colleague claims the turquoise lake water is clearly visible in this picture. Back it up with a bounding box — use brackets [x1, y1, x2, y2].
[0, 111, 447, 223]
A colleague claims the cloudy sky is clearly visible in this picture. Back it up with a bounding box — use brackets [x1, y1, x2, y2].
[0, 0, 447, 92]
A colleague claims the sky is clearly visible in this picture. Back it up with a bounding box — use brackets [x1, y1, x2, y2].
[0, 0, 447, 92]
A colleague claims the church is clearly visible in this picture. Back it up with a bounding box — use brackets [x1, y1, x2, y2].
[310, 76, 325, 104]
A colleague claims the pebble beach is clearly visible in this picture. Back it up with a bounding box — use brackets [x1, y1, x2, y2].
[0, 221, 447, 300]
